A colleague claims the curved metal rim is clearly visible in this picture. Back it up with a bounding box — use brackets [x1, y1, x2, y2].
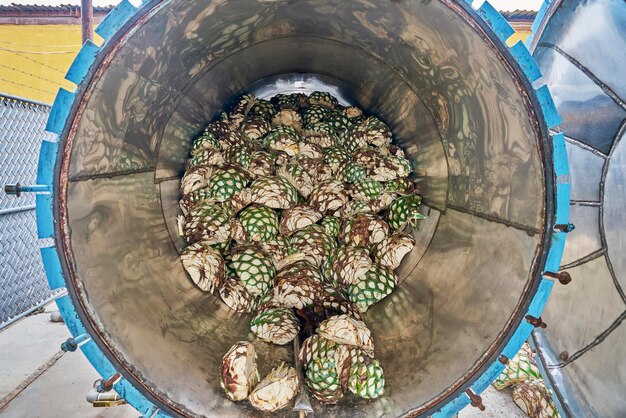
[34, 1, 570, 417]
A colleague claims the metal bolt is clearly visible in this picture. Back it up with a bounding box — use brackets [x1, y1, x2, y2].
[544, 271, 572, 285]
[554, 223, 575, 233]
[98, 373, 121, 392]
[559, 351, 569, 362]
[498, 354, 510, 365]
[525, 315, 547, 328]
[4, 183, 21, 197]
[60, 333, 90, 352]
[61, 337, 78, 352]
[465, 389, 485, 411]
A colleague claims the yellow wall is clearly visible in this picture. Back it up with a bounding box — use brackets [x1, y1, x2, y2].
[0, 25, 89, 104]
[507, 29, 532, 46]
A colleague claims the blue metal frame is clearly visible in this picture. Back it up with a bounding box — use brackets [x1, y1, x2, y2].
[34, 1, 569, 417]
[526, 0, 556, 48]
[35, 2, 167, 415]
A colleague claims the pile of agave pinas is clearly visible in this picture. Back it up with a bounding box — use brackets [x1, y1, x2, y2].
[177, 91, 425, 412]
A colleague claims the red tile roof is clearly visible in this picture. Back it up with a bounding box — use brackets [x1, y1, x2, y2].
[0, 3, 114, 17]
[500, 9, 538, 22]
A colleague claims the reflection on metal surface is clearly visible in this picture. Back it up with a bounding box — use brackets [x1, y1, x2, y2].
[550, 256, 624, 355]
[531, 0, 626, 416]
[531, 0, 626, 102]
[396, 206, 440, 283]
[70, 0, 546, 228]
[559, 204, 601, 268]
[50, 0, 555, 416]
[564, 140, 605, 202]
[159, 179, 185, 253]
[368, 208, 540, 416]
[533, 46, 625, 154]
[603, 131, 626, 297]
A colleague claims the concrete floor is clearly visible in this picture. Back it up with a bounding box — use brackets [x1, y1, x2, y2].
[0, 304, 525, 418]
[0, 305, 137, 418]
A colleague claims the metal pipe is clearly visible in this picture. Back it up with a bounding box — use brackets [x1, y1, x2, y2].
[0, 290, 66, 331]
[4, 183, 50, 197]
[86, 388, 122, 403]
[0, 205, 36, 216]
[80, 0, 93, 44]
[0, 92, 51, 108]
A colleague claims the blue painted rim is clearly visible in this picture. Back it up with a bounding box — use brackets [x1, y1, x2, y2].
[36, 1, 569, 417]
[525, 2, 570, 418]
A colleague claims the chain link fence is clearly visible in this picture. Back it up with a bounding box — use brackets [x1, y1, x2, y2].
[0, 93, 64, 329]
